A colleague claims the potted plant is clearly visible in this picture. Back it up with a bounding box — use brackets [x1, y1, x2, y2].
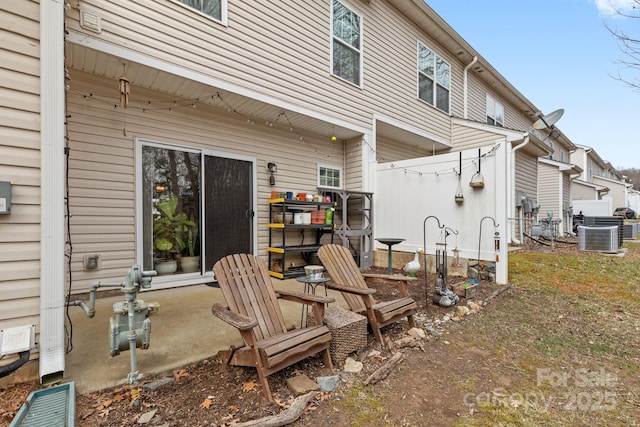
[153, 194, 196, 275]
[180, 220, 200, 273]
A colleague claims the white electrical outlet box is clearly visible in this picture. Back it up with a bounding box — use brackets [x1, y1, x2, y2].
[0, 325, 35, 356]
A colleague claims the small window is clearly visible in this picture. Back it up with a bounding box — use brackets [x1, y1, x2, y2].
[318, 165, 342, 189]
[173, 0, 226, 22]
[486, 94, 504, 127]
[332, 0, 362, 86]
[418, 42, 450, 113]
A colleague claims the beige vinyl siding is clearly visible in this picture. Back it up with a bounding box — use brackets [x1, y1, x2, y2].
[538, 162, 559, 217]
[451, 123, 504, 151]
[515, 150, 537, 200]
[562, 173, 570, 212]
[344, 137, 363, 191]
[66, 70, 344, 292]
[66, 0, 458, 150]
[375, 136, 432, 162]
[0, 1, 41, 334]
[465, 72, 533, 134]
[573, 182, 598, 200]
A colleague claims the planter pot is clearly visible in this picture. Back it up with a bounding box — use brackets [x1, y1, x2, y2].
[155, 260, 177, 275]
[180, 256, 200, 273]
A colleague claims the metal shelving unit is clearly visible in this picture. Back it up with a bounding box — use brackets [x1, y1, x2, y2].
[318, 189, 373, 268]
[267, 198, 334, 279]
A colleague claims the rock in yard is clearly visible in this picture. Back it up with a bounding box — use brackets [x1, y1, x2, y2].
[137, 409, 157, 424]
[453, 305, 470, 320]
[343, 357, 364, 373]
[425, 326, 442, 337]
[408, 327, 427, 338]
[317, 375, 340, 392]
[286, 374, 320, 395]
[143, 377, 174, 392]
[467, 301, 482, 313]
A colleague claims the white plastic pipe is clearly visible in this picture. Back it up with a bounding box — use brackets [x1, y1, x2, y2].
[510, 133, 530, 244]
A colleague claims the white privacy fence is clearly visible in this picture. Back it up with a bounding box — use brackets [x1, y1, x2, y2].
[374, 142, 509, 284]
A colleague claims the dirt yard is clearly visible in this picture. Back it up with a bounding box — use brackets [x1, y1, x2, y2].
[2, 239, 639, 426]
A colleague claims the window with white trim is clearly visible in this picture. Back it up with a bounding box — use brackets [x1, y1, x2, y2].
[417, 42, 450, 113]
[173, 0, 226, 22]
[332, 0, 362, 86]
[318, 164, 342, 189]
[486, 94, 504, 127]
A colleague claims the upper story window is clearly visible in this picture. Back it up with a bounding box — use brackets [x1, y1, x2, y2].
[417, 42, 450, 113]
[332, 0, 362, 86]
[486, 94, 504, 127]
[318, 164, 342, 189]
[174, 0, 226, 22]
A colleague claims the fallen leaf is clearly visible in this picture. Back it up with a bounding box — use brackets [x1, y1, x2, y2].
[316, 392, 332, 402]
[199, 398, 212, 409]
[228, 404, 239, 412]
[112, 393, 126, 402]
[96, 399, 113, 410]
[242, 380, 257, 392]
[98, 407, 112, 418]
[173, 369, 189, 381]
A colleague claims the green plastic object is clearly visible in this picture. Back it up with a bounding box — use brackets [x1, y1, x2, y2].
[10, 382, 75, 426]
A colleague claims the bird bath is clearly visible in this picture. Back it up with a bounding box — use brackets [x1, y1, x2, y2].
[375, 238, 405, 275]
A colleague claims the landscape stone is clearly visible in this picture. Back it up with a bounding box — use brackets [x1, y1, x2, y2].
[343, 357, 363, 373]
[286, 374, 320, 395]
[143, 377, 174, 391]
[137, 409, 157, 424]
[317, 375, 340, 392]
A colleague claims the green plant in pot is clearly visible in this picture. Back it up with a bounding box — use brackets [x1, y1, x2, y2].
[180, 220, 200, 273]
[153, 194, 196, 274]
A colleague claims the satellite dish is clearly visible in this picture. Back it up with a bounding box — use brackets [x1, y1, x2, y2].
[533, 108, 564, 130]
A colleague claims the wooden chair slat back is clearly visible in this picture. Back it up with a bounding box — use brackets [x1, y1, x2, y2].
[213, 254, 288, 341]
[317, 245, 369, 313]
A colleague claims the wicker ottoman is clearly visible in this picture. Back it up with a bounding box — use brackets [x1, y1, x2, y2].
[322, 306, 367, 364]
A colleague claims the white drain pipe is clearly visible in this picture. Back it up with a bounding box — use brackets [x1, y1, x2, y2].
[510, 133, 530, 244]
[463, 56, 478, 119]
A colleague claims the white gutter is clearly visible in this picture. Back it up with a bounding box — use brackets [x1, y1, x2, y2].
[509, 133, 530, 244]
[40, 0, 67, 381]
[463, 56, 478, 119]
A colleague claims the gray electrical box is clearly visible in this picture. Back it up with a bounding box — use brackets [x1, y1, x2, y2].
[0, 181, 10, 214]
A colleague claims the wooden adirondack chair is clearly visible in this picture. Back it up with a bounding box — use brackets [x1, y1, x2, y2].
[317, 244, 417, 345]
[211, 253, 334, 401]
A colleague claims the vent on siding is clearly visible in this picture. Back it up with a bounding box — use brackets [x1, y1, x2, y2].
[578, 226, 618, 253]
[80, 8, 102, 33]
[583, 216, 623, 249]
[623, 223, 639, 240]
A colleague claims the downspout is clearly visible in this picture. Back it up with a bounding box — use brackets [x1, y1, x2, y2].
[510, 133, 530, 244]
[569, 172, 580, 235]
[463, 56, 478, 119]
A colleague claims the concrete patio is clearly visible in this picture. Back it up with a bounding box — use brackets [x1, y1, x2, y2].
[64, 279, 347, 394]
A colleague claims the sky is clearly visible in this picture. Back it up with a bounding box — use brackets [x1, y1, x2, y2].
[426, 0, 639, 170]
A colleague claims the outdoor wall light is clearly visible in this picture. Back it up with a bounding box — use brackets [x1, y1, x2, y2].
[267, 162, 277, 186]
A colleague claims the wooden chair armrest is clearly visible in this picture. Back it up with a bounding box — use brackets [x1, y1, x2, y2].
[363, 274, 415, 298]
[277, 289, 335, 305]
[363, 273, 417, 282]
[326, 282, 377, 295]
[211, 303, 258, 331]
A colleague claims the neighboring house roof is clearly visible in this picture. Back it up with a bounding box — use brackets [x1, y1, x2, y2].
[573, 178, 607, 190]
[451, 117, 552, 157]
[539, 157, 583, 175]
